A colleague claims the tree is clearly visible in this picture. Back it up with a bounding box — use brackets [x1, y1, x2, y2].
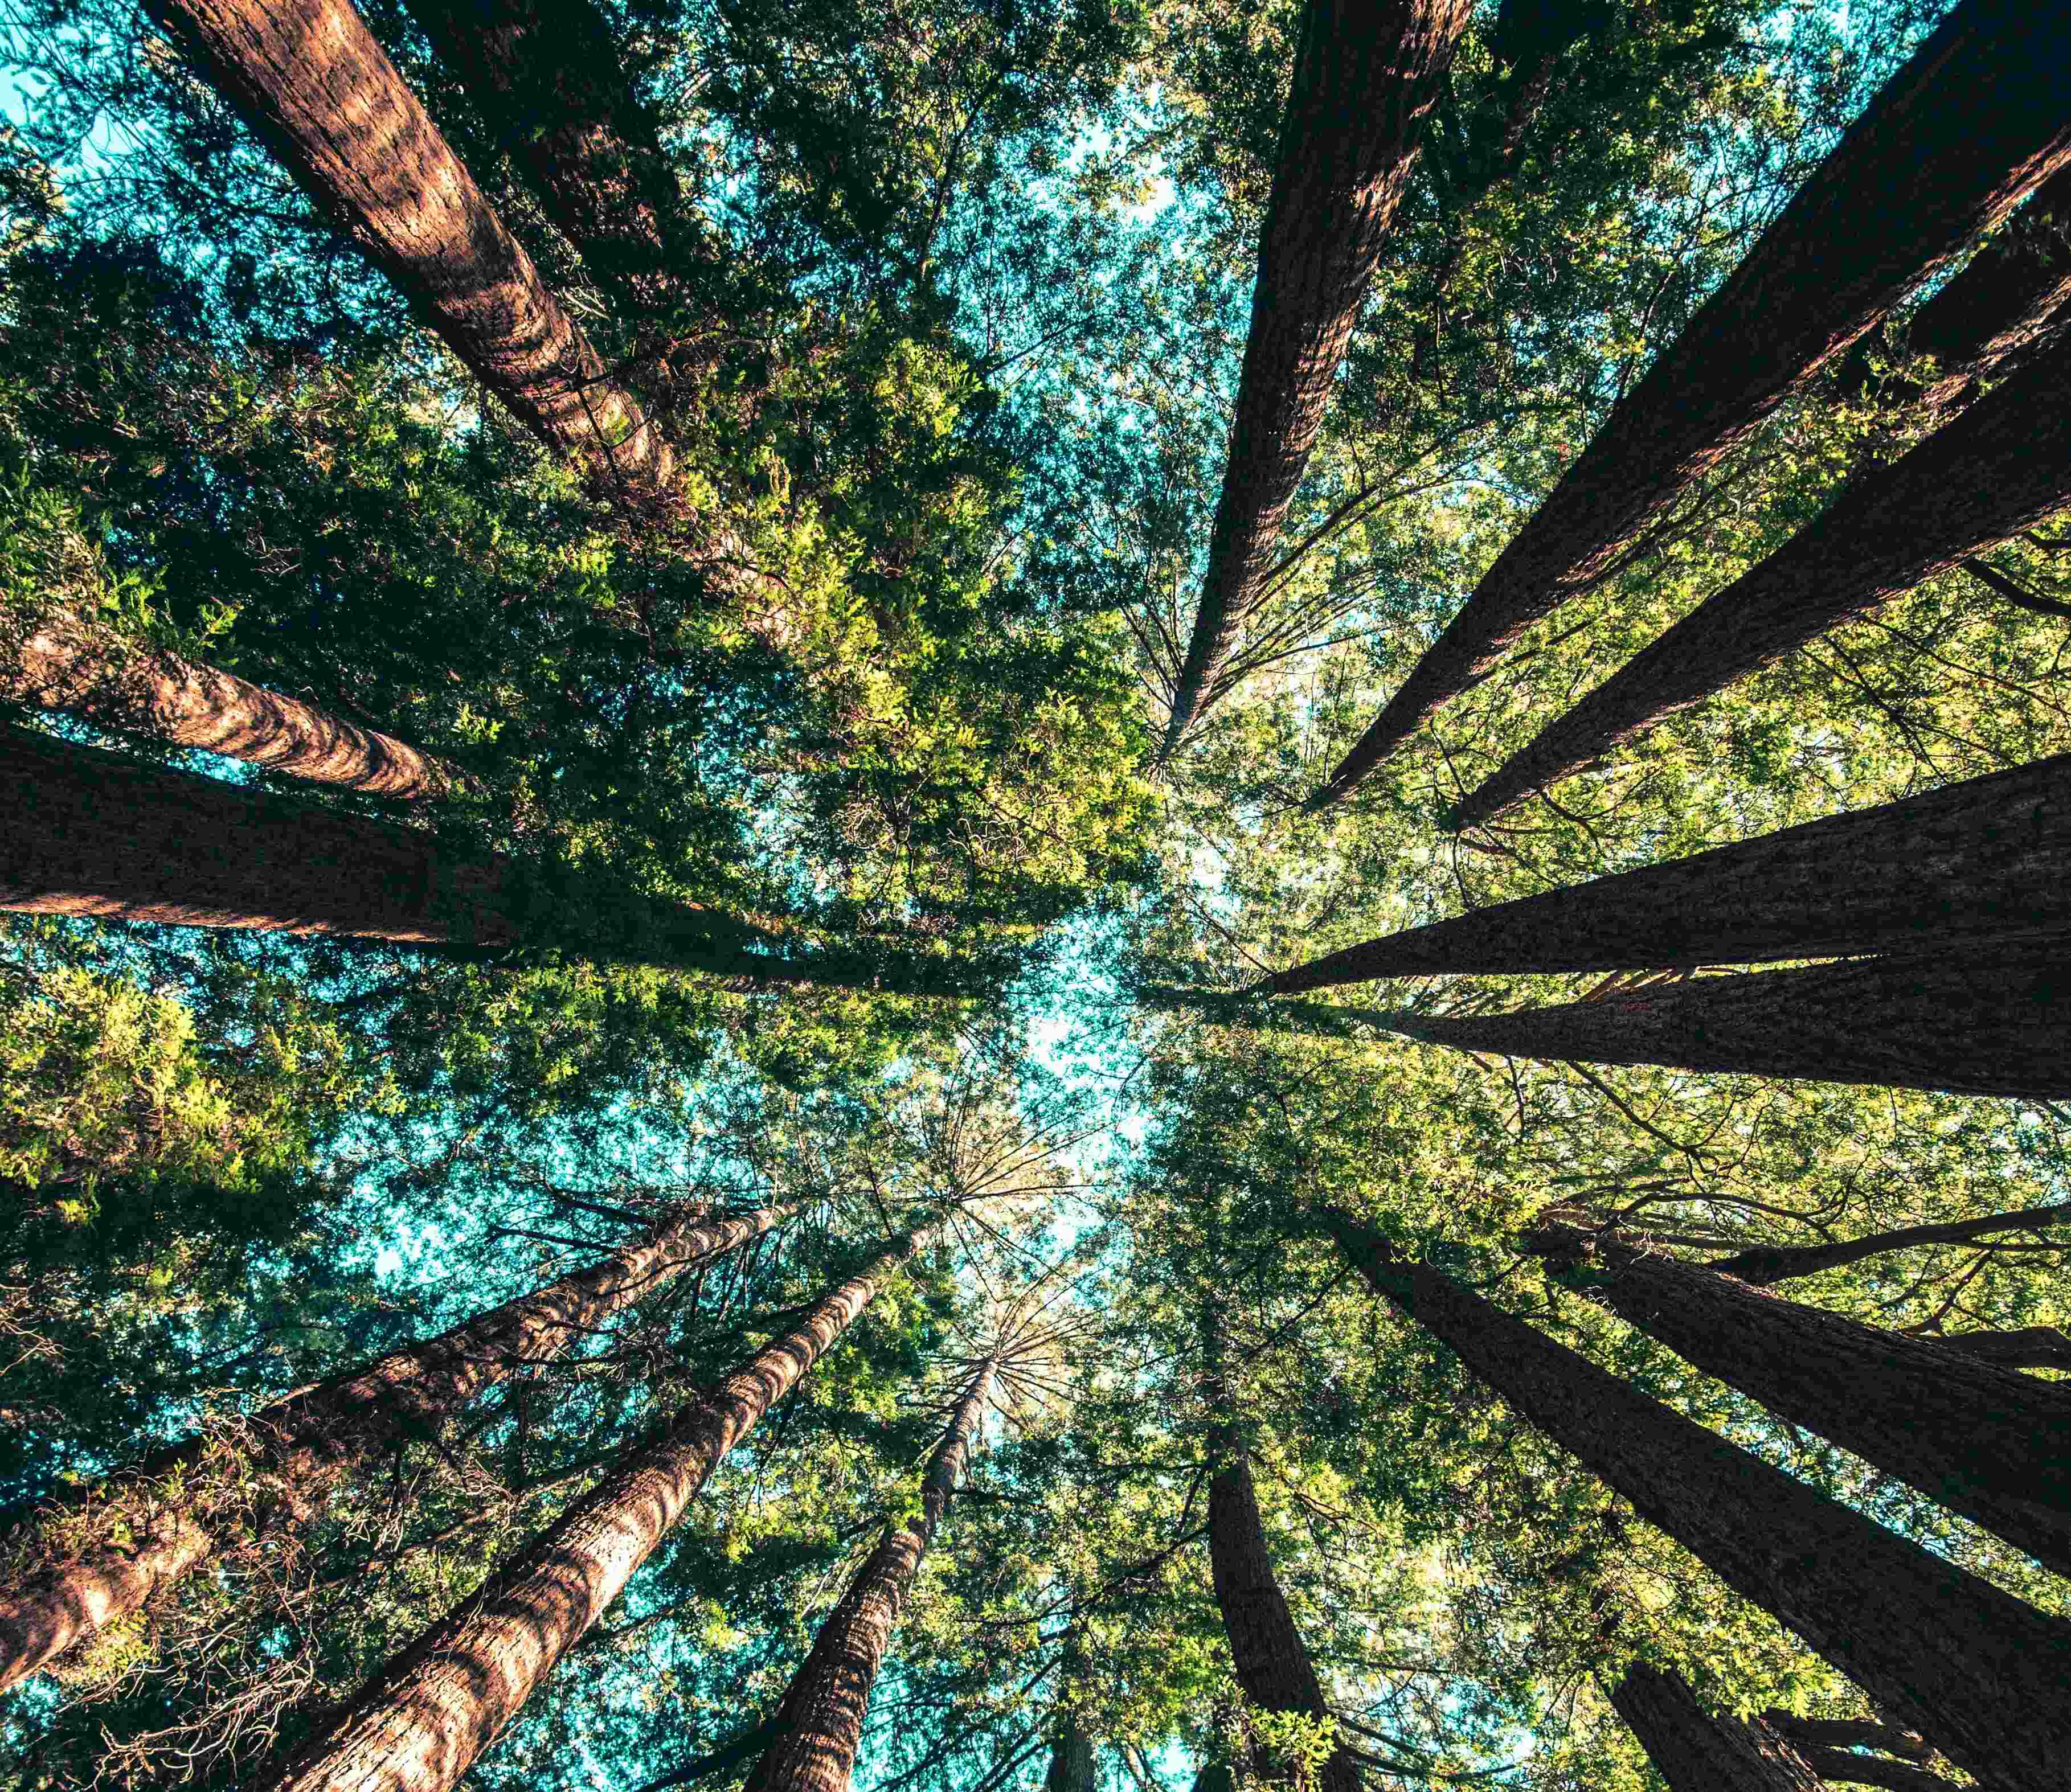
[1698, 1204, 2071, 1287]
[1609, 1663, 1825, 1792]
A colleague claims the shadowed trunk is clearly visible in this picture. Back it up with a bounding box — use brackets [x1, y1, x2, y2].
[1526, 1217, 2071, 1577]
[1043, 1716, 1098, 1792]
[0, 1202, 781, 1693]
[261, 1231, 926, 1792]
[1761, 1715, 1931, 1766]
[1700, 1204, 2071, 1286]
[743, 1359, 996, 1792]
[1324, 1211, 2071, 1792]
[1315, 0, 2071, 802]
[1385, 944, 2071, 1100]
[151, 0, 669, 491]
[1272, 752, 2071, 990]
[1939, 1324, 2071, 1369]
[1157, 0, 1473, 757]
[1610, 1663, 1826, 1791]
[1788, 1752, 1950, 1792]
[1455, 324, 2071, 830]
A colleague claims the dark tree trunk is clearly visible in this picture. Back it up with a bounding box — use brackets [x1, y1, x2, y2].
[1043, 1717, 1098, 1792]
[1315, 0, 2071, 802]
[1792, 1754, 1952, 1792]
[1609, 1663, 1826, 1791]
[1455, 323, 2071, 829]
[1157, 0, 1473, 757]
[1939, 1324, 2071, 1369]
[743, 1361, 996, 1792]
[1271, 752, 2071, 990]
[1761, 1715, 1931, 1765]
[1387, 942, 2071, 1101]
[1324, 1212, 2071, 1792]
[263, 1232, 925, 1792]
[1526, 1218, 2071, 1578]
[151, 0, 669, 491]
[0, 1203, 780, 1692]
[1700, 1204, 2071, 1287]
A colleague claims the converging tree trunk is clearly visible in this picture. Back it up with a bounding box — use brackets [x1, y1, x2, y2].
[1526, 1217, 2071, 1578]
[742, 1358, 996, 1792]
[1156, 0, 1472, 757]
[0, 1201, 781, 1692]
[150, 0, 670, 491]
[1314, 0, 2071, 802]
[1699, 1204, 2071, 1287]
[1455, 323, 2071, 830]
[1609, 1663, 1826, 1792]
[1382, 943, 2071, 1100]
[1758, 1716, 1949, 1792]
[1323, 1212, 2071, 1792]
[1270, 752, 2071, 990]
[261, 1231, 927, 1792]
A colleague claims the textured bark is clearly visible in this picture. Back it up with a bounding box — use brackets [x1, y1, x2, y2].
[743, 1360, 995, 1792]
[1157, 0, 1473, 756]
[151, 0, 669, 490]
[1316, 0, 2071, 801]
[1701, 1204, 2071, 1287]
[1609, 1663, 1827, 1792]
[1455, 323, 2071, 829]
[4, 613, 465, 798]
[1527, 1218, 2071, 1577]
[1273, 752, 2071, 990]
[1789, 1750, 1951, 1792]
[262, 1232, 924, 1792]
[1325, 1212, 2071, 1792]
[1761, 1716, 1931, 1765]
[1938, 1323, 2071, 1370]
[1043, 1717, 1098, 1792]
[0, 1203, 777, 1693]
[1388, 942, 2071, 1100]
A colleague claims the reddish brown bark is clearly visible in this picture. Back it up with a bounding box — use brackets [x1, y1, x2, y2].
[1610, 1663, 1826, 1792]
[1325, 1212, 2071, 1792]
[1272, 752, 2071, 991]
[1157, 0, 1473, 757]
[262, 1231, 925, 1792]
[1700, 1204, 2071, 1287]
[743, 1360, 996, 1792]
[1386, 942, 2071, 1101]
[150, 0, 669, 491]
[0, 1203, 779, 1693]
[1316, 0, 2071, 802]
[1528, 1218, 2071, 1578]
[1455, 324, 2071, 830]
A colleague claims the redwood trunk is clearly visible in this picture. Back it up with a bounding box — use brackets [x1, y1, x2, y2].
[743, 1360, 996, 1792]
[261, 1232, 925, 1792]
[1455, 324, 2071, 829]
[1609, 1663, 1826, 1792]
[1528, 1219, 2071, 1577]
[1272, 752, 2071, 990]
[151, 0, 669, 490]
[1388, 943, 2071, 1100]
[1325, 1213, 2071, 1792]
[1316, 0, 2071, 801]
[1157, 0, 1472, 757]
[0, 1202, 780, 1693]
[1701, 1204, 2071, 1287]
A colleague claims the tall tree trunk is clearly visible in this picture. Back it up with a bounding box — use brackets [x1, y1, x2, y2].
[1043, 1716, 1098, 1792]
[1156, 0, 1473, 758]
[0, 1202, 780, 1692]
[0, 725, 984, 995]
[1271, 752, 2071, 991]
[5, 612, 466, 798]
[1314, 0, 2071, 803]
[743, 1359, 996, 1792]
[1526, 1217, 2071, 1578]
[1699, 1204, 2071, 1287]
[1323, 1212, 2071, 1792]
[1609, 1663, 1827, 1792]
[261, 1231, 926, 1792]
[1454, 323, 2071, 830]
[1382, 943, 2071, 1100]
[150, 0, 670, 492]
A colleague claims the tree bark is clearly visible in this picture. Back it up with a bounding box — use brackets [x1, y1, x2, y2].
[1700, 1204, 2071, 1287]
[1454, 323, 2071, 830]
[261, 1231, 926, 1792]
[150, 0, 670, 491]
[1790, 1753, 1951, 1792]
[1272, 752, 2071, 990]
[0, 1202, 780, 1693]
[1156, 0, 1473, 757]
[743, 1359, 996, 1792]
[1609, 1663, 1827, 1792]
[4, 612, 466, 798]
[1526, 1217, 2071, 1577]
[1324, 1212, 2071, 1792]
[1315, 0, 2071, 802]
[1760, 1715, 1931, 1765]
[1384, 942, 2071, 1101]
[1043, 1717, 1098, 1792]
[1938, 1323, 2071, 1370]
